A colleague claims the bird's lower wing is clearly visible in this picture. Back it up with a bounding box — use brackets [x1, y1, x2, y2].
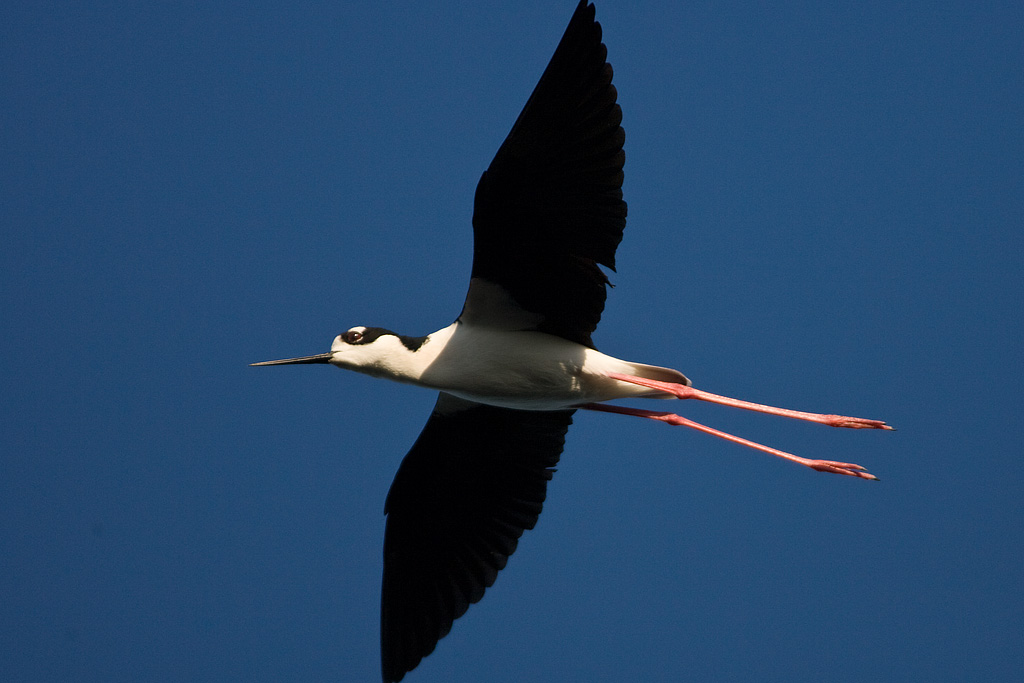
[380, 393, 574, 682]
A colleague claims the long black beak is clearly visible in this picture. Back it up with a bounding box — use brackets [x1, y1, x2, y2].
[250, 353, 333, 366]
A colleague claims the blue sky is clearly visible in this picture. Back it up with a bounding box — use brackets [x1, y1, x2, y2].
[3, 1, 1022, 681]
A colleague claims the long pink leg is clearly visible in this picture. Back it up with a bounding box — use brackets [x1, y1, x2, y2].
[579, 402, 879, 480]
[606, 372, 893, 430]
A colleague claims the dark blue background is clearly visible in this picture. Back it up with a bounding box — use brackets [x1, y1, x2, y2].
[3, 2, 1021, 681]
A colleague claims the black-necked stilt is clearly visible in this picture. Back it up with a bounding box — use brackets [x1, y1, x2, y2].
[253, 2, 893, 681]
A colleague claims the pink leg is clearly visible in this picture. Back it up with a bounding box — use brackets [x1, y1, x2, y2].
[607, 372, 893, 430]
[579, 403, 879, 480]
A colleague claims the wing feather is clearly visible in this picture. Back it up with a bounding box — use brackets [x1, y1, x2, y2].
[464, 0, 626, 348]
[380, 393, 574, 682]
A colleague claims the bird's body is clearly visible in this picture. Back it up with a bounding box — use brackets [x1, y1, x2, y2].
[253, 2, 892, 681]
[321, 322, 690, 411]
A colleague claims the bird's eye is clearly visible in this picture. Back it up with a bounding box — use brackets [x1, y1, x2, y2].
[343, 330, 363, 344]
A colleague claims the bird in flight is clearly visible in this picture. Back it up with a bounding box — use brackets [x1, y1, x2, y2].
[253, 2, 893, 680]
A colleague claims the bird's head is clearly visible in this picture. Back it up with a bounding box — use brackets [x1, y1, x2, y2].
[251, 326, 429, 379]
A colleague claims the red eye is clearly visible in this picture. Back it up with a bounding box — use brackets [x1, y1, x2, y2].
[343, 330, 363, 344]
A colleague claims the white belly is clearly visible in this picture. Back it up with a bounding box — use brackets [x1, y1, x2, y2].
[416, 326, 689, 410]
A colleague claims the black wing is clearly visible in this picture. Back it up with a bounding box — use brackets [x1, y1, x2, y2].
[463, 0, 626, 348]
[380, 393, 574, 682]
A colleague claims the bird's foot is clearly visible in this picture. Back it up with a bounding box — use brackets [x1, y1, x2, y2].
[825, 416, 894, 430]
[796, 458, 879, 480]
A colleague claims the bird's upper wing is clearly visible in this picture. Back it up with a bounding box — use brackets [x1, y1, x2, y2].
[380, 393, 574, 683]
[462, 0, 626, 349]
